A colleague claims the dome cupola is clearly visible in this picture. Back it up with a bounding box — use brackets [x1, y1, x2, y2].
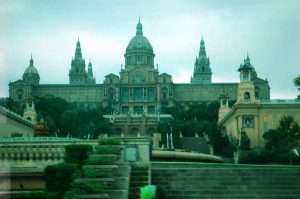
[124, 18, 155, 69]
[22, 55, 40, 85]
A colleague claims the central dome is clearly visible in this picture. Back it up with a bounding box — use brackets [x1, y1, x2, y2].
[125, 19, 154, 53]
[124, 19, 155, 68]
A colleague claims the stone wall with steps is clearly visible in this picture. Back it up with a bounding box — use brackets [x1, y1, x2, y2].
[151, 167, 300, 199]
[128, 166, 149, 199]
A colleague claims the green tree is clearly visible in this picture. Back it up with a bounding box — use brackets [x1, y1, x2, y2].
[294, 74, 300, 99]
[239, 131, 251, 151]
[3, 98, 24, 115]
[264, 116, 300, 151]
[263, 116, 300, 164]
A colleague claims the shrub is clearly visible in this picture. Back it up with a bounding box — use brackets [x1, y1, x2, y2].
[65, 144, 93, 165]
[85, 156, 115, 165]
[240, 131, 250, 151]
[44, 163, 79, 194]
[98, 138, 121, 145]
[239, 150, 273, 164]
[95, 145, 121, 155]
[72, 181, 104, 194]
[20, 191, 61, 199]
[64, 191, 79, 199]
[82, 167, 113, 178]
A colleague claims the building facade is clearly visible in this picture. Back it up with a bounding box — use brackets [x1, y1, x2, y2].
[217, 61, 300, 148]
[9, 19, 270, 113]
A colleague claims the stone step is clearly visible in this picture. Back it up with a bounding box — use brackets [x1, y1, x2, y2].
[128, 166, 149, 199]
[78, 193, 110, 199]
[160, 189, 300, 195]
[163, 194, 300, 199]
[153, 184, 300, 190]
[151, 168, 300, 199]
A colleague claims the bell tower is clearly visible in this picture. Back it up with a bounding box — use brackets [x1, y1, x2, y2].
[236, 54, 256, 104]
[23, 99, 37, 125]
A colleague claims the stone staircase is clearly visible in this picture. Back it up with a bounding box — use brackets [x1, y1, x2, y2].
[65, 142, 131, 199]
[128, 166, 149, 199]
[151, 166, 300, 199]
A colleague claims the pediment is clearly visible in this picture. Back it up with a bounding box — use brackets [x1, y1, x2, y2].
[9, 79, 32, 86]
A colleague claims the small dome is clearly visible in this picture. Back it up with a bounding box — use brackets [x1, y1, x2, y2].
[24, 65, 39, 76]
[22, 56, 40, 85]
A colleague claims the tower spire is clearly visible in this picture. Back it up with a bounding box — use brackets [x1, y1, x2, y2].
[136, 17, 143, 35]
[244, 52, 251, 65]
[75, 37, 82, 59]
[30, 54, 34, 66]
[199, 36, 206, 57]
[191, 36, 212, 84]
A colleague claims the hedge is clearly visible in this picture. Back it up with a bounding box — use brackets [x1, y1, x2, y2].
[20, 191, 61, 199]
[97, 138, 121, 145]
[44, 163, 79, 194]
[65, 144, 93, 165]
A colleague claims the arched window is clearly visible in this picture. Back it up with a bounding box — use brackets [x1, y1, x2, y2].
[244, 92, 250, 101]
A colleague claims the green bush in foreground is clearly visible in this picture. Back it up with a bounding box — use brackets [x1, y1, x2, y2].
[72, 181, 105, 194]
[82, 167, 113, 178]
[44, 163, 79, 194]
[95, 145, 121, 155]
[239, 149, 300, 165]
[20, 191, 61, 199]
[65, 144, 93, 165]
[239, 150, 272, 164]
[98, 138, 121, 145]
[85, 156, 115, 165]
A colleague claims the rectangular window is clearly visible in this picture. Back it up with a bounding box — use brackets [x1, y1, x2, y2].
[133, 106, 143, 114]
[122, 106, 129, 114]
[242, 115, 254, 128]
[148, 106, 155, 114]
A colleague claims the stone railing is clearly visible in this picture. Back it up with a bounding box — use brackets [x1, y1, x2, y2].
[0, 136, 151, 169]
[0, 137, 87, 168]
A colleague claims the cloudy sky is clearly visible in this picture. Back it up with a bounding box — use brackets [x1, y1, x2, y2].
[0, 0, 299, 99]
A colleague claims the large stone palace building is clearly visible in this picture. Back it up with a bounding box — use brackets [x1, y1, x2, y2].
[9, 19, 270, 114]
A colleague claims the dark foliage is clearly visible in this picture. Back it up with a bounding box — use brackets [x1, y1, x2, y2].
[33, 95, 110, 137]
[20, 191, 61, 199]
[44, 163, 79, 194]
[263, 116, 300, 152]
[240, 131, 251, 151]
[65, 144, 93, 165]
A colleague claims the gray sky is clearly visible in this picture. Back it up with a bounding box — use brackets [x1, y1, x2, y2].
[0, 0, 299, 99]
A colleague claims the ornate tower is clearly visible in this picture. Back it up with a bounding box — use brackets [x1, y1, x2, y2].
[69, 38, 87, 84]
[23, 100, 37, 125]
[22, 55, 40, 85]
[191, 37, 212, 84]
[87, 59, 96, 84]
[236, 54, 256, 104]
[218, 92, 231, 122]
